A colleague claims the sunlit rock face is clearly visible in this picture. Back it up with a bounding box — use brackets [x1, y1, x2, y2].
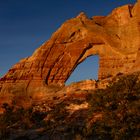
[0, 0, 140, 94]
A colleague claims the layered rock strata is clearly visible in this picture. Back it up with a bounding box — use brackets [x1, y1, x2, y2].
[0, 0, 140, 94]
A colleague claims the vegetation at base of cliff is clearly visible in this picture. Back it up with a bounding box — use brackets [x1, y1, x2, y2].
[86, 73, 140, 140]
[0, 73, 140, 140]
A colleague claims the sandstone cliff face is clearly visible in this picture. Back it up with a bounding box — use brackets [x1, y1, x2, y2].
[0, 1, 140, 94]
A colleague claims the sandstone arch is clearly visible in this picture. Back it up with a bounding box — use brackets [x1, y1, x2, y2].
[29, 12, 121, 86]
[65, 55, 99, 84]
[0, 1, 140, 94]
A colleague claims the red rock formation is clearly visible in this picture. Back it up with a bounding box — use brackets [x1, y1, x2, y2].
[0, 1, 140, 94]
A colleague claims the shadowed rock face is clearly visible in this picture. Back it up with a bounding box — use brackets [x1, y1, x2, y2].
[0, 1, 140, 94]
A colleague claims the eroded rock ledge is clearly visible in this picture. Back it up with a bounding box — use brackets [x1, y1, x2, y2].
[0, 0, 140, 95]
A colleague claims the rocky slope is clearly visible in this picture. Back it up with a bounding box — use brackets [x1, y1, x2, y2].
[0, 72, 140, 140]
[1, 1, 140, 95]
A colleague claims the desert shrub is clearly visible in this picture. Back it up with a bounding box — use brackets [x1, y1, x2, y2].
[87, 73, 140, 140]
[0, 104, 32, 128]
[31, 111, 47, 123]
[0, 103, 34, 139]
[0, 114, 10, 139]
[0, 73, 140, 140]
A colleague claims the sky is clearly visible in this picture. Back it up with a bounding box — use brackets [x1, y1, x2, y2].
[0, 0, 136, 84]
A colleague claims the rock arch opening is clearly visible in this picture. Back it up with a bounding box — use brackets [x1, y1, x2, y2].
[65, 55, 99, 85]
